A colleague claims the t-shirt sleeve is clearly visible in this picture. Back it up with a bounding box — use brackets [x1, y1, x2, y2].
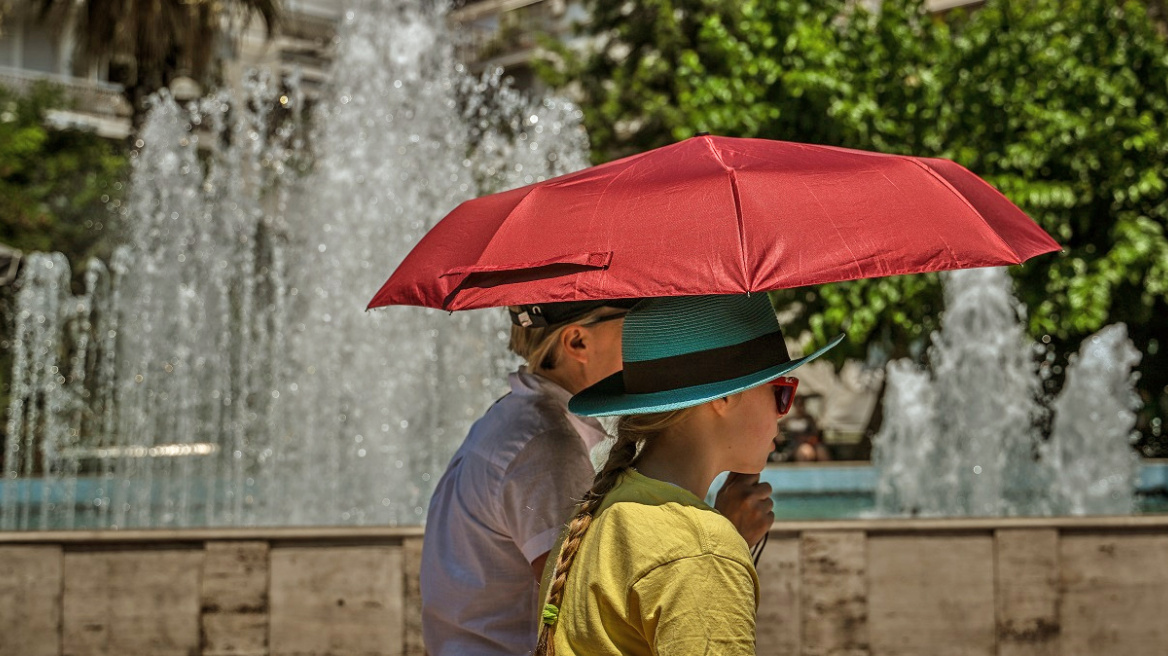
[500, 429, 595, 563]
[631, 554, 758, 655]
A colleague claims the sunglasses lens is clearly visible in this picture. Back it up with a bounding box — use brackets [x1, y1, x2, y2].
[772, 378, 797, 414]
[775, 387, 791, 414]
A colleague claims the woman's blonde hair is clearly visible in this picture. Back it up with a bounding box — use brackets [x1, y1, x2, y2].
[509, 307, 617, 375]
[535, 407, 697, 655]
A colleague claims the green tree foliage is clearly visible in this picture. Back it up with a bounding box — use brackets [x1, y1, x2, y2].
[543, 0, 1168, 450]
[0, 81, 128, 442]
[0, 82, 127, 264]
[539, 0, 855, 161]
[940, 1, 1168, 452]
[537, 0, 963, 358]
[943, 5, 1168, 335]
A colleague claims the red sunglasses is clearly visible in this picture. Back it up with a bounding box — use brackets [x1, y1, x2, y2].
[769, 377, 799, 415]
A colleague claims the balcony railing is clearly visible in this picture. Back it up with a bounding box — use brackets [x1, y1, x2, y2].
[0, 65, 131, 118]
[452, 0, 570, 69]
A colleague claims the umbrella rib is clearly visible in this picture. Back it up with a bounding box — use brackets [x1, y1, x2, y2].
[901, 157, 1022, 261]
[728, 170, 749, 285]
[437, 187, 539, 309]
[703, 139, 750, 288]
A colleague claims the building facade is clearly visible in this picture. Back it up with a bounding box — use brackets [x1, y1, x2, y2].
[0, 2, 131, 138]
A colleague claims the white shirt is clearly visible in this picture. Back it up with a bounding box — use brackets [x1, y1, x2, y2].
[420, 368, 607, 656]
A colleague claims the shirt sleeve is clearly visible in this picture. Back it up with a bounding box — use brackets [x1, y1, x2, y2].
[500, 428, 595, 563]
[631, 554, 758, 655]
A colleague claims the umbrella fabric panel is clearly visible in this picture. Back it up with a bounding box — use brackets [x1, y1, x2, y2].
[477, 153, 748, 293]
[921, 157, 1060, 261]
[377, 142, 756, 309]
[736, 157, 1022, 291]
[376, 184, 530, 307]
[367, 136, 1060, 311]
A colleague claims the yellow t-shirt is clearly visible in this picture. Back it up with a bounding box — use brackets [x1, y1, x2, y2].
[540, 469, 759, 655]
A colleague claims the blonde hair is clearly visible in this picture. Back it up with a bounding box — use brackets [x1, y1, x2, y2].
[509, 307, 616, 375]
[535, 407, 697, 655]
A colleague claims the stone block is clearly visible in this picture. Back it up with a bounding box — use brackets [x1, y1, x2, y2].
[202, 613, 269, 656]
[202, 541, 270, 656]
[402, 537, 426, 656]
[754, 535, 799, 656]
[62, 548, 203, 656]
[0, 546, 62, 656]
[202, 541, 269, 613]
[868, 534, 995, 656]
[1059, 533, 1168, 656]
[801, 530, 869, 656]
[270, 546, 404, 656]
[995, 529, 1059, 656]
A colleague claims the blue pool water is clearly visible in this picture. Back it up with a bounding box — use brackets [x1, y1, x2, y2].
[4, 462, 1167, 529]
[756, 462, 1168, 520]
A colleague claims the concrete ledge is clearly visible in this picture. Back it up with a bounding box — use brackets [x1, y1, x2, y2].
[0, 524, 425, 545]
[2, 516, 1167, 655]
[767, 513, 1168, 536]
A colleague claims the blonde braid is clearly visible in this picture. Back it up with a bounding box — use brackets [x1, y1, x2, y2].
[535, 407, 695, 655]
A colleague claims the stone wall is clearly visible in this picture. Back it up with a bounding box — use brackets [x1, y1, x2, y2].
[2, 516, 1166, 655]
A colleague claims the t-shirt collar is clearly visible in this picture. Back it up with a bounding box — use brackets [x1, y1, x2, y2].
[510, 367, 610, 451]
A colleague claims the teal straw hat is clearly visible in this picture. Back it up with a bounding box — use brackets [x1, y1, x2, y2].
[568, 295, 845, 417]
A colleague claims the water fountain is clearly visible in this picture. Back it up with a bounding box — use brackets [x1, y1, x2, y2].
[3, 2, 1154, 530]
[874, 267, 1142, 517]
[1, 0, 590, 530]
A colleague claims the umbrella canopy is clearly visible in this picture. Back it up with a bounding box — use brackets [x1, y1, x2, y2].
[368, 135, 1059, 311]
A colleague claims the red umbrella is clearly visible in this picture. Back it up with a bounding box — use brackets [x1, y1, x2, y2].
[368, 135, 1059, 311]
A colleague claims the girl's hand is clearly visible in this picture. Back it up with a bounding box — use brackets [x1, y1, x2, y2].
[714, 472, 775, 548]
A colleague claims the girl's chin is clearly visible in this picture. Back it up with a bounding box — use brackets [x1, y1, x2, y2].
[735, 461, 766, 475]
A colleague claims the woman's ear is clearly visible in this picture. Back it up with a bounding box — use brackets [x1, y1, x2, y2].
[559, 325, 589, 364]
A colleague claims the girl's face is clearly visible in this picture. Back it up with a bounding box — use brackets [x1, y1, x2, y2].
[719, 383, 781, 474]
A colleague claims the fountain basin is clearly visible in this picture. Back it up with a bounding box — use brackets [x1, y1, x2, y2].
[763, 461, 1168, 496]
[6, 461, 1164, 530]
[749, 461, 1168, 520]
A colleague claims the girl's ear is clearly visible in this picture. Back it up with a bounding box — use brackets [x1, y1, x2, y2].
[709, 394, 734, 417]
[705, 387, 742, 413]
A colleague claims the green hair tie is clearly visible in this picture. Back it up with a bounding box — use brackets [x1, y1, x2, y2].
[541, 603, 560, 626]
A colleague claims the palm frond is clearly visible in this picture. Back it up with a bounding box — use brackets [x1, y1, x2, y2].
[33, 0, 282, 116]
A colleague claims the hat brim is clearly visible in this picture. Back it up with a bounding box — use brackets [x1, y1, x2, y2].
[569, 333, 847, 417]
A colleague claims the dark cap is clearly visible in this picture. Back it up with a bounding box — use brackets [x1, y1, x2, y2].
[508, 299, 641, 328]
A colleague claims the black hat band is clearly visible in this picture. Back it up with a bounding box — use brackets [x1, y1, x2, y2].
[622, 331, 792, 394]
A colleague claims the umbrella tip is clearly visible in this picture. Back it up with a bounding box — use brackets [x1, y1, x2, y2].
[694, 131, 711, 137]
